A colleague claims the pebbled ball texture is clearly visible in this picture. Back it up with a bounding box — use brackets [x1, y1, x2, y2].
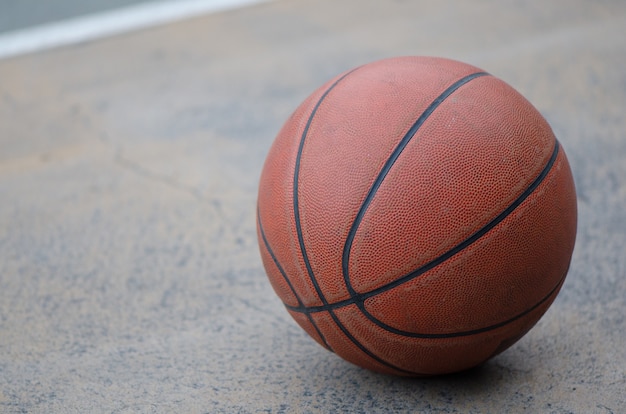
[256, 56, 577, 376]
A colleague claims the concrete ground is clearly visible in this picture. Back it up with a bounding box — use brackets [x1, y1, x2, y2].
[1, 0, 625, 412]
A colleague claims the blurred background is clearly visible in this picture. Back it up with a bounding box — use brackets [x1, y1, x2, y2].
[0, 0, 155, 32]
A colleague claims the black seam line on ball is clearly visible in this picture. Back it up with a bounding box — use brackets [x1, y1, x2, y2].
[293, 66, 417, 375]
[293, 67, 360, 309]
[256, 207, 332, 351]
[341, 71, 490, 301]
[286, 264, 567, 342]
[286, 139, 560, 317]
[360, 263, 568, 339]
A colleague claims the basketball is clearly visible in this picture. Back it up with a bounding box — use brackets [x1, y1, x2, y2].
[256, 56, 577, 376]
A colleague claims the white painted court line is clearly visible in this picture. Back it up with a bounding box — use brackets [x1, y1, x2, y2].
[0, 0, 271, 60]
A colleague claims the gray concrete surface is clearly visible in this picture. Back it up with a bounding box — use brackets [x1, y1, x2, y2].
[1, 0, 625, 412]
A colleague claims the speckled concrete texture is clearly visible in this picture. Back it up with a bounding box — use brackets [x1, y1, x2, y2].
[1, 1, 625, 412]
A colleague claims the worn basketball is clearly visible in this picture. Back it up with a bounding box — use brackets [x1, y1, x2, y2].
[256, 56, 577, 376]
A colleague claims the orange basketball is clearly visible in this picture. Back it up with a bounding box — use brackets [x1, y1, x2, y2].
[256, 56, 577, 376]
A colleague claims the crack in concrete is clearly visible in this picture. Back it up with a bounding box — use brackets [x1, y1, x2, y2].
[87, 111, 215, 209]
[113, 146, 204, 202]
